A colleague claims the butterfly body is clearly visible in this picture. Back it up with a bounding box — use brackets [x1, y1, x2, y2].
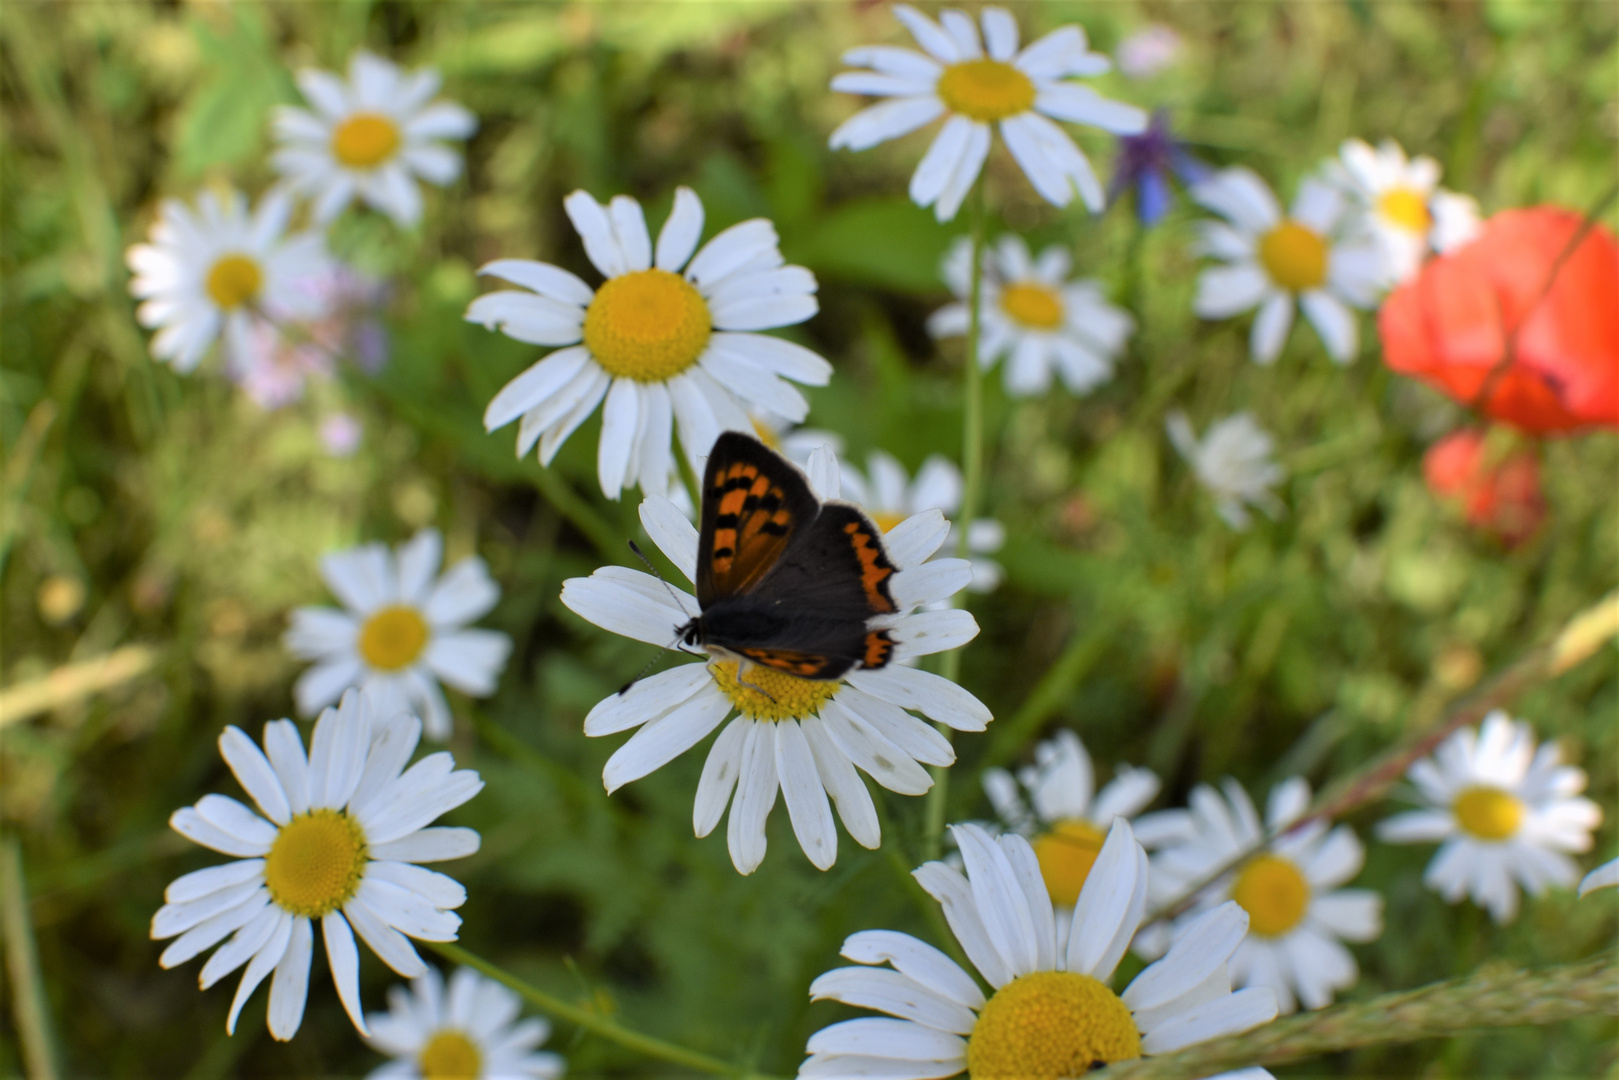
[680, 432, 899, 681]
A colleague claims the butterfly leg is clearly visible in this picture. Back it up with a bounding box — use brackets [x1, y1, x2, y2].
[734, 658, 779, 704]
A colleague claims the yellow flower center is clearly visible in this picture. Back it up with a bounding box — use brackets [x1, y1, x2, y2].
[967, 971, 1142, 1079]
[418, 1029, 482, 1080]
[1257, 220, 1328, 292]
[937, 59, 1037, 122]
[1032, 819, 1107, 908]
[999, 281, 1065, 330]
[1453, 785, 1525, 841]
[358, 605, 430, 671]
[870, 512, 905, 533]
[263, 809, 368, 918]
[205, 254, 263, 310]
[750, 418, 783, 451]
[710, 660, 839, 722]
[1377, 187, 1432, 233]
[583, 269, 712, 382]
[1231, 853, 1311, 937]
[331, 112, 401, 168]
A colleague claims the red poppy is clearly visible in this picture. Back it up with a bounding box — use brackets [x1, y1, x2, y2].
[1380, 207, 1619, 433]
[1424, 429, 1545, 545]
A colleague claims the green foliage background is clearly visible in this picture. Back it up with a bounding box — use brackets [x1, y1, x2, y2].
[2, 1, 1615, 1077]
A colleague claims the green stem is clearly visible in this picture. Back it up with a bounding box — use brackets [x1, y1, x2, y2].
[2, 836, 60, 1080]
[427, 941, 782, 1079]
[1093, 953, 1619, 1080]
[924, 180, 989, 861]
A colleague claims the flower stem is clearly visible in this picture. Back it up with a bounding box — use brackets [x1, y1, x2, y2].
[427, 941, 782, 1079]
[1092, 953, 1619, 1080]
[924, 179, 989, 861]
[1, 836, 60, 1080]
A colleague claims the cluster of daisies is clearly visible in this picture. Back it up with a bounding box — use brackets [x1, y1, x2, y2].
[127, 51, 475, 445]
[123, 7, 1614, 1080]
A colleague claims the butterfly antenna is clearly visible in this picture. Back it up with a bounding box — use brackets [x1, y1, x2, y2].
[618, 541, 699, 696]
[627, 540, 696, 618]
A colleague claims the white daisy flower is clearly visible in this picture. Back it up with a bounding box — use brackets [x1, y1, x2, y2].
[1190, 166, 1382, 364]
[928, 234, 1135, 397]
[1334, 138, 1482, 285]
[468, 187, 832, 500]
[1136, 778, 1383, 1014]
[981, 730, 1169, 914]
[150, 689, 482, 1040]
[750, 410, 845, 468]
[126, 188, 328, 373]
[1580, 857, 1619, 896]
[838, 449, 1005, 594]
[271, 51, 476, 227]
[285, 528, 511, 741]
[558, 448, 992, 875]
[829, 5, 1147, 221]
[1377, 710, 1602, 924]
[800, 820, 1277, 1079]
[365, 965, 565, 1080]
[1166, 410, 1284, 530]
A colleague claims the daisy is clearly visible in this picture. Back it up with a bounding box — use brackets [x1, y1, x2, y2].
[1136, 778, 1383, 1014]
[285, 528, 511, 741]
[271, 51, 476, 227]
[1190, 166, 1382, 364]
[1334, 138, 1481, 285]
[800, 820, 1277, 1079]
[365, 965, 565, 1080]
[558, 447, 992, 875]
[150, 689, 482, 1040]
[1166, 410, 1285, 530]
[838, 448, 1004, 594]
[981, 730, 1169, 912]
[126, 188, 328, 373]
[829, 5, 1147, 221]
[468, 187, 831, 499]
[750, 410, 845, 467]
[1377, 711, 1602, 923]
[928, 234, 1135, 397]
[1581, 857, 1619, 896]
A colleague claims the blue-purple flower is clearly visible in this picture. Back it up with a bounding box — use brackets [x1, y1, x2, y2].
[1110, 110, 1208, 225]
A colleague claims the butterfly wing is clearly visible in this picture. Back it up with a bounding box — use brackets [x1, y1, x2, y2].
[701, 500, 899, 679]
[695, 431, 821, 607]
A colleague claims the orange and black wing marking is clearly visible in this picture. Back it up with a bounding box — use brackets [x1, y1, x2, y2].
[690, 432, 902, 680]
[695, 431, 820, 606]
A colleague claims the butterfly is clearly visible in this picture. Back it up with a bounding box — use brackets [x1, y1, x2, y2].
[677, 431, 899, 681]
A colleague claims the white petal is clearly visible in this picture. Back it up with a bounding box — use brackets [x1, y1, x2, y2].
[640, 495, 700, 583]
[1142, 986, 1278, 1053]
[586, 662, 712, 737]
[1299, 290, 1358, 363]
[803, 718, 881, 849]
[194, 795, 278, 849]
[225, 911, 293, 1035]
[847, 663, 991, 733]
[1250, 291, 1294, 365]
[655, 186, 705, 272]
[601, 684, 731, 792]
[369, 827, 480, 864]
[1194, 263, 1269, 319]
[806, 1017, 966, 1061]
[466, 291, 585, 348]
[840, 928, 985, 1009]
[1066, 819, 1148, 980]
[607, 195, 652, 273]
[477, 259, 595, 307]
[219, 727, 291, 826]
[776, 720, 838, 870]
[911, 861, 1012, 988]
[694, 716, 750, 837]
[1125, 901, 1250, 1011]
[344, 897, 427, 977]
[809, 966, 976, 1033]
[726, 720, 778, 875]
[563, 190, 627, 279]
[821, 698, 932, 795]
[559, 569, 693, 647]
[829, 96, 946, 152]
[892, 608, 979, 659]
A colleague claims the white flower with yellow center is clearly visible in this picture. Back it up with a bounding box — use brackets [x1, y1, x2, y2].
[928, 234, 1135, 397]
[271, 51, 476, 227]
[838, 449, 1004, 594]
[1334, 138, 1481, 285]
[286, 529, 511, 741]
[126, 188, 328, 373]
[1135, 779, 1382, 1014]
[1376, 711, 1602, 924]
[366, 965, 565, 1080]
[1190, 166, 1382, 365]
[151, 689, 482, 1040]
[1580, 857, 1619, 897]
[559, 448, 991, 875]
[1166, 410, 1284, 530]
[799, 820, 1277, 1080]
[830, 5, 1147, 221]
[469, 187, 831, 500]
[982, 731, 1168, 917]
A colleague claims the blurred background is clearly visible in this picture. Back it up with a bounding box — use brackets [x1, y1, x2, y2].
[1, 1, 1615, 1076]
